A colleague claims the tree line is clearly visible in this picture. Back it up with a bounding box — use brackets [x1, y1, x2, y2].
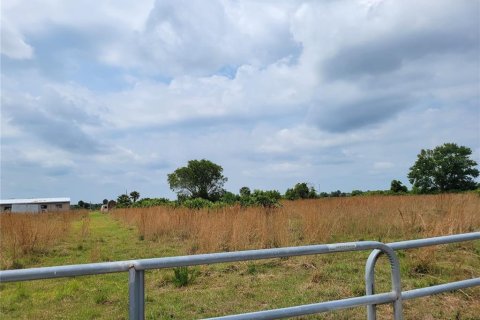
[77, 142, 478, 210]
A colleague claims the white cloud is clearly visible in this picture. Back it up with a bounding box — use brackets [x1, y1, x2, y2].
[1, 19, 34, 59]
[1, 0, 478, 201]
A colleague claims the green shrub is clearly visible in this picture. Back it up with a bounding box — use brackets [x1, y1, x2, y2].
[132, 197, 171, 208]
[242, 190, 281, 208]
[172, 267, 196, 287]
[182, 198, 213, 210]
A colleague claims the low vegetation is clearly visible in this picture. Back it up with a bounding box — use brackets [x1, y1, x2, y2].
[0, 194, 479, 319]
[112, 193, 479, 253]
[0, 211, 85, 269]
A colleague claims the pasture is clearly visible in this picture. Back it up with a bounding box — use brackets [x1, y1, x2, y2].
[1, 194, 479, 319]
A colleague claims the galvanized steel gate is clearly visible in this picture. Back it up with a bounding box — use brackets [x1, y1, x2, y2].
[1, 232, 479, 319]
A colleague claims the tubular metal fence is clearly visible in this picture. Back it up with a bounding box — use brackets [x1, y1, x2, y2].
[0, 232, 479, 320]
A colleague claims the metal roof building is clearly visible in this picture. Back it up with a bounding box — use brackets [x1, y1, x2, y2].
[0, 198, 70, 213]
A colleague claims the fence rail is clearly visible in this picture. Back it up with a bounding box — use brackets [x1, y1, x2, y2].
[1, 232, 479, 320]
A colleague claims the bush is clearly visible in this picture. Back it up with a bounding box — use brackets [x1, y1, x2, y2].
[182, 198, 213, 210]
[284, 183, 317, 200]
[351, 190, 364, 196]
[220, 191, 239, 204]
[132, 198, 171, 208]
[242, 190, 281, 208]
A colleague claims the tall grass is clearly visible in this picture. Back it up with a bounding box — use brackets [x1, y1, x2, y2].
[0, 211, 84, 268]
[112, 193, 480, 254]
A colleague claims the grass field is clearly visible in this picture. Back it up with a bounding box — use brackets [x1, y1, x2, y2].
[0, 194, 479, 319]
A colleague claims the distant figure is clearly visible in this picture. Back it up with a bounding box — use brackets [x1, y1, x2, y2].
[100, 204, 108, 212]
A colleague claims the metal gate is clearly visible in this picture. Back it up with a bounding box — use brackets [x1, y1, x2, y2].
[1, 232, 479, 319]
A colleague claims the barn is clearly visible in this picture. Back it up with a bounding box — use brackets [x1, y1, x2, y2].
[0, 198, 71, 213]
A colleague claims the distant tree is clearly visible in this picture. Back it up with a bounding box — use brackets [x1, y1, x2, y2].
[284, 188, 297, 200]
[285, 182, 316, 200]
[107, 200, 117, 210]
[77, 200, 91, 209]
[239, 187, 251, 197]
[117, 194, 132, 208]
[330, 190, 345, 197]
[308, 186, 318, 199]
[130, 191, 140, 203]
[351, 190, 364, 196]
[220, 191, 238, 204]
[247, 190, 281, 208]
[408, 143, 479, 193]
[390, 180, 408, 193]
[168, 159, 227, 201]
[102, 199, 108, 205]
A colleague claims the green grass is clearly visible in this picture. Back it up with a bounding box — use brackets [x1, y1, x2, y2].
[0, 212, 479, 319]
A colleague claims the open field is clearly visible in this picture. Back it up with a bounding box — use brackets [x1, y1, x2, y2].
[1, 194, 479, 319]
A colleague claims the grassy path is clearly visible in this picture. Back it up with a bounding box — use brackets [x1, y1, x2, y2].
[0, 212, 161, 319]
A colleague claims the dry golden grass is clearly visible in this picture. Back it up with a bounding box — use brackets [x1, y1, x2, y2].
[0, 210, 85, 268]
[0, 195, 478, 319]
[112, 193, 480, 253]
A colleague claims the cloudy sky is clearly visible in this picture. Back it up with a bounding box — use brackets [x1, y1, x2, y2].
[1, 0, 479, 203]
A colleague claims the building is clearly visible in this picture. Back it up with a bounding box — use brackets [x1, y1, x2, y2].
[0, 198, 71, 213]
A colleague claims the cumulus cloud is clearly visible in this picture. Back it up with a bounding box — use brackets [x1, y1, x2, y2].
[102, 0, 301, 76]
[1, 82, 105, 154]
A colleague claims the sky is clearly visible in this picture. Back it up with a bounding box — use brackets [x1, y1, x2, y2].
[1, 0, 479, 203]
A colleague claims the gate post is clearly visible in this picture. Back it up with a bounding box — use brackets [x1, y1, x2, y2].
[129, 267, 145, 320]
[365, 249, 382, 320]
[365, 249, 403, 320]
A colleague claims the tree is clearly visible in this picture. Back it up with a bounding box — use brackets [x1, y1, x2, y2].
[107, 200, 117, 210]
[167, 159, 228, 201]
[390, 180, 408, 193]
[102, 199, 108, 205]
[351, 190, 364, 196]
[117, 194, 132, 208]
[285, 182, 316, 200]
[239, 187, 251, 197]
[130, 191, 140, 203]
[408, 143, 479, 193]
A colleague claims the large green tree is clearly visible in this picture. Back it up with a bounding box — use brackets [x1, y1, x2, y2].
[408, 143, 479, 193]
[167, 159, 228, 201]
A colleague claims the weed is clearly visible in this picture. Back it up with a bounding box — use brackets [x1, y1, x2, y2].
[94, 288, 109, 304]
[246, 264, 257, 275]
[172, 267, 196, 287]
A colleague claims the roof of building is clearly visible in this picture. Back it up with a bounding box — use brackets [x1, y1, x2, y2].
[0, 198, 71, 205]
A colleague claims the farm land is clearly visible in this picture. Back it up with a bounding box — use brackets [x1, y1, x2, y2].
[0, 194, 479, 319]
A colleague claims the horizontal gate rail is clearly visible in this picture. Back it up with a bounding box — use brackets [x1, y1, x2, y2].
[365, 232, 480, 320]
[0, 241, 403, 319]
[205, 292, 398, 320]
[401, 278, 480, 301]
[0, 242, 399, 282]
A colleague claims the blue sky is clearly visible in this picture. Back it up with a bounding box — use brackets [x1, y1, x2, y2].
[1, 0, 479, 203]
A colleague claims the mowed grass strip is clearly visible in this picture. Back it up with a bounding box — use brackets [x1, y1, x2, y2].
[1, 194, 479, 319]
